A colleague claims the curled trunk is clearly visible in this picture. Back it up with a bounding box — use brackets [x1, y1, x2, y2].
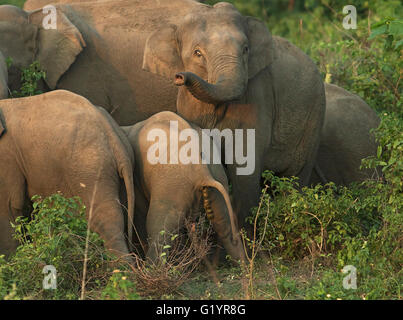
[174, 71, 246, 104]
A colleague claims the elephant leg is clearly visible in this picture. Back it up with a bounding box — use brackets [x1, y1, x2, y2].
[313, 163, 328, 185]
[224, 135, 266, 237]
[0, 174, 28, 257]
[227, 162, 263, 235]
[295, 136, 321, 187]
[85, 193, 131, 262]
[145, 198, 184, 264]
[0, 201, 19, 257]
[131, 185, 149, 258]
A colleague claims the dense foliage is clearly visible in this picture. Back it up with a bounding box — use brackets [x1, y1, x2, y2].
[0, 194, 113, 299]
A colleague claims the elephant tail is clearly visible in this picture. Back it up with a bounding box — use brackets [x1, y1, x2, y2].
[120, 163, 135, 252]
[110, 132, 135, 253]
[202, 178, 239, 246]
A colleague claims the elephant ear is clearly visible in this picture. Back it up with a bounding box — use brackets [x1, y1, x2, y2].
[28, 8, 86, 89]
[246, 16, 277, 80]
[142, 25, 184, 80]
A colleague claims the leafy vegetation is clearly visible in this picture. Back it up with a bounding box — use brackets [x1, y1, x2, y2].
[0, 194, 114, 299]
[0, 0, 401, 299]
[6, 58, 46, 98]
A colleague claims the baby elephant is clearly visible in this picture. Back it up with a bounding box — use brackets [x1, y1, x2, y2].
[0, 50, 7, 99]
[122, 111, 245, 264]
[0, 90, 134, 260]
[310, 83, 381, 186]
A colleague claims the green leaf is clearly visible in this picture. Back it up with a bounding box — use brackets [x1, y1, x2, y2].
[377, 145, 383, 158]
[394, 39, 403, 49]
[369, 24, 388, 39]
[389, 20, 403, 36]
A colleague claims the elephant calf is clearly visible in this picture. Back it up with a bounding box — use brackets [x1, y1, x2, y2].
[310, 83, 381, 186]
[0, 90, 134, 260]
[122, 111, 245, 264]
[0, 51, 7, 99]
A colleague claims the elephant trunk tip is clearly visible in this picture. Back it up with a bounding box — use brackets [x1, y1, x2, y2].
[174, 73, 186, 86]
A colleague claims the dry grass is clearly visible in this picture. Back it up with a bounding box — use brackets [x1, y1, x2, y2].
[126, 217, 213, 298]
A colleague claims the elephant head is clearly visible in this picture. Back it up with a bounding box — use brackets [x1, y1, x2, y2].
[142, 2, 275, 106]
[123, 111, 245, 264]
[0, 5, 85, 92]
[0, 50, 7, 98]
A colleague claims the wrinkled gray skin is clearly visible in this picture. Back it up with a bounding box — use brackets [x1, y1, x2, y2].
[310, 83, 381, 186]
[121, 111, 245, 264]
[0, 90, 135, 260]
[0, 51, 7, 99]
[4, 0, 325, 230]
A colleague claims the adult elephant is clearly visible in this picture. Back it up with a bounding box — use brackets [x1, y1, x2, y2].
[1, 0, 325, 229]
[310, 83, 381, 186]
[142, 3, 325, 230]
[0, 90, 135, 260]
[0, 50, 7, 99]
[0, 1, 179, 124]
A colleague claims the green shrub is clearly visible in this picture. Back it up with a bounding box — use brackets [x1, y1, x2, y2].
[252, 172, 378, 261]
[0, 194, 112, 300]
[253, 112, 403, 299]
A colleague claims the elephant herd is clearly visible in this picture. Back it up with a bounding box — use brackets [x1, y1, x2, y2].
[0, 0, 380, 265]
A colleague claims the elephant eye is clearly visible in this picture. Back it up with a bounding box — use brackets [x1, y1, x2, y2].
[243, 46, 249, 54]
[194, 49, 203, 57]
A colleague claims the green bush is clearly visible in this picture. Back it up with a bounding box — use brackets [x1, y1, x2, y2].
[252, 173, 376, 260]
[0, 194, 112, 300]
[253, 113, 403, 299]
